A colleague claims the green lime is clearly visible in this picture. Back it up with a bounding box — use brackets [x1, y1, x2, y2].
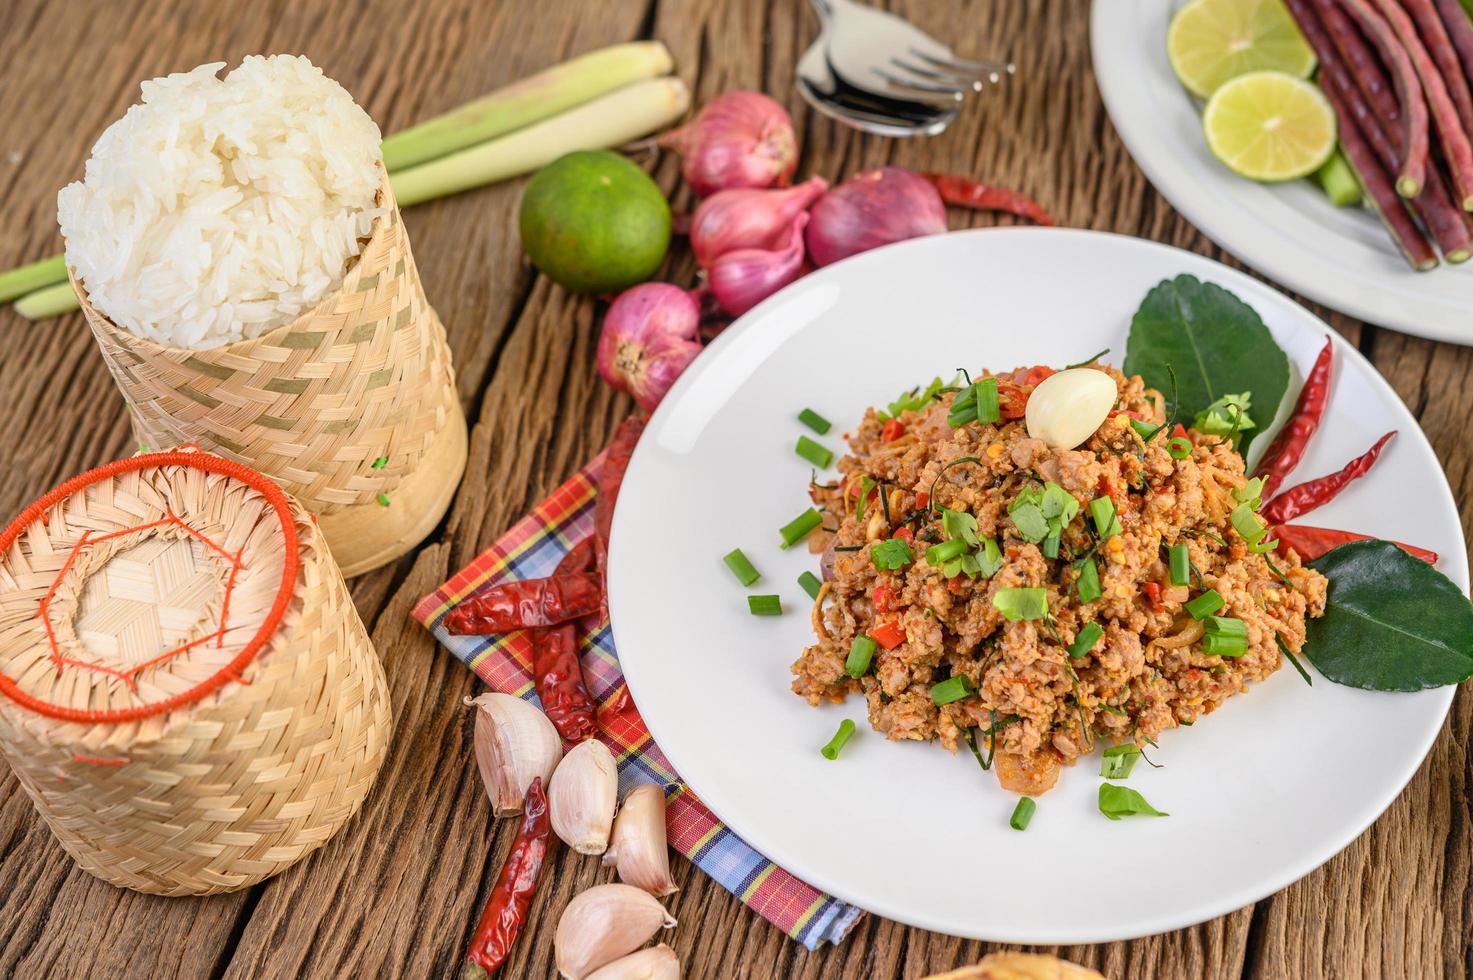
[1167, 0, 1316, 99]
[518, 150, 671, 294]
[1203, 70, 1335, 181]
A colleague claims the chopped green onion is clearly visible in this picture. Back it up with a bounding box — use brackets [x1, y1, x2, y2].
[1100, 743, 1141, 779]
[1098, 783, 1169, 820]
[974, 377, 1000, 424]
[1009, 797, 1036, 831]
[1042, 530, 1061, 559]
[799, 408, 831, 434]
[1128, 418, 1160, 442]
[1089, 496, 1121, 538]
[925, 538, 969, 566]
[845, 635, 877, 677]
[798, 571, 823, 599]
[723, 549, 761, 586]
[1230, 503, 1267, 545]
[1233, 477, 1266, 510]
[1068, 622, 1104, 659]
[821, 719, 856, 760]
[1277, 634, 1312, 686]
[1247, 534, 1279, 554]
[1168, 544, 1190, 586]
[930, 674, 976, 705]
[795, 435, 833, 469]
[1075, 559, 1102, 604]
[870, 538, 913, 570]
[993, 587, 1048, 621]
[779, 508, 823, 549]
[377, 493, 391, 507]
[1202, 616, 1248, 657]
[1185, 589, 1224, 620]
[747, 595, 782, 616]
[1167, 436, 1192, 459]
[371, 455, 389, 469]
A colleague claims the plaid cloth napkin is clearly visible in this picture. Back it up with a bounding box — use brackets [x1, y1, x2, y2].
[412, 450, 865, 949]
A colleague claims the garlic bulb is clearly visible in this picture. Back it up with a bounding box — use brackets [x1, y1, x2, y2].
[602, 784, 677, 896]
[1024, 368, 1118, 450]
[555, 883, 677, 980]
[549, 739, 619, 855]
[585, 944, 681, 980]
[466, 692, 563, 817]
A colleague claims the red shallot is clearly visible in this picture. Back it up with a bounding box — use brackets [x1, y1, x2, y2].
[689, 176, 827, 268]
[657, 91, 798, 196]
[708, 212, 808, 316]
[596, 283, 703, 412]
[805, 167, 948, 267]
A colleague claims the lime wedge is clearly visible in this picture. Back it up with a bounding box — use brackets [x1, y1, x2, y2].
[1203, 70, 1336, 181]
[1168, 0, 1316, 98]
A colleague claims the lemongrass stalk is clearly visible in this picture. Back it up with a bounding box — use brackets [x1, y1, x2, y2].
[0, 254, 67, 304]
[382, 41, 673, 171]
[14, 282, 80, 319]
[390, 77, 690, 207]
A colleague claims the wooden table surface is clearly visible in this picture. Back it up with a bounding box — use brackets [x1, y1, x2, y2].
[0, 1, 1468, 977]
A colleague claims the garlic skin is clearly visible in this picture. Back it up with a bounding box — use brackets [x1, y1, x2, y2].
[584, 944, 681, 980]
[602, 784, 678, 896]
[1024, 368, 1118, 450]
[466, 693, 563, 817]
[555, 883, 678, 980]
[549, 739, 619, 855]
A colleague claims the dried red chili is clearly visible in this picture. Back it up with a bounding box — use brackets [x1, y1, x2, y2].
[1273, 524, 1437, 564]
[461, 777, 551, 979]
[594, 416, 646, 575]
[531, 623, 597, 745]
[1259, 431, 1396, 525]
[444, 573, 602, 635]
[1254, 337, 1333, 498]
[919, 172, 1057, 226]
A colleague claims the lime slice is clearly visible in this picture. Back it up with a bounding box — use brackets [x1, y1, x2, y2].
[1203, 70, 1336, 181]
[1168, 0, 1316, 98]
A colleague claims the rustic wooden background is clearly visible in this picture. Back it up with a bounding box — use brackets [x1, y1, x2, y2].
[0, 1, 1467, 977]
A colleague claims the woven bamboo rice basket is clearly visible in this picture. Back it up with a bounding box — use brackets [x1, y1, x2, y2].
[69, 174, 467, 577]
[0, 449, 392, 895]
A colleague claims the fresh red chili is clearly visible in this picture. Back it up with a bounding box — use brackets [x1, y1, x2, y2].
[891, 526, 914, 545]
[919, 172, 1057, 226]
[870, 618, 906, 650]
[915, 490, 930, 509]
[881, 419, 906, 442]
[872, 584, 897, 613]
[998, 381, 1029, 419]
[1254, 337, 1333, 498]
[1273, 524, 1437, 564]
[1021, 365, 1056, 387]
[461, 777, 551, 979]
[444, 573, 602, 635]
[1259, 431, 1396, 525]
[1107, 409, 1143, 421]
[1143, 581, 1164, 613]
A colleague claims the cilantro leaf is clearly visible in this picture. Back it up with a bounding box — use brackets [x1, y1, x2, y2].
[870, 539, 914, 570]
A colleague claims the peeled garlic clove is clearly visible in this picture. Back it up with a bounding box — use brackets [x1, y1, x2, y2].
[555, 883, 678, 980]
[602, 784, 677, 896]
[584, 944, 681, 980]
[1024, 368, 1118, 450]
[466, 692, 563, 817]
[549, 739, 619, 855]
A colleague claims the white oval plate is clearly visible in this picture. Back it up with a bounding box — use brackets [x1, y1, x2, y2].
[607, 229, 1465, 944]
[1090, 0, 1473, 343]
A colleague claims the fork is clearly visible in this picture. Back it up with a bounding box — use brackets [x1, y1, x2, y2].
[814, 0, 1015, 105]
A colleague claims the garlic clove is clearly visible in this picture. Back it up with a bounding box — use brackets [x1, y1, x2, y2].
[584, 944, 681, 980]
[466, 692, 563, 817]
[548, 738, 619, 855]
[1024, 368, 1119, 450]
[601, 784, 678, 896]
[555, 883, 678, 980]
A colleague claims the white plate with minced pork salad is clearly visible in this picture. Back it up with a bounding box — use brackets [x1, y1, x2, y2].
[606, 229, 1472, 944]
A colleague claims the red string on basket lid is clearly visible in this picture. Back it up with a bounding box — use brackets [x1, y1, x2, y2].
[0, 449, 300, 724]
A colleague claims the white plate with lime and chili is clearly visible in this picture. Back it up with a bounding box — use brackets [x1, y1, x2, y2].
[606, 228, 1471, 944]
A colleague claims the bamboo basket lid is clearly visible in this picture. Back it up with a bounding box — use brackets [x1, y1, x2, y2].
[0, 450, 393, 894]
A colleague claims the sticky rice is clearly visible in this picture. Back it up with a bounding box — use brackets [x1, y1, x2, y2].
[58, 55, 384, 349]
